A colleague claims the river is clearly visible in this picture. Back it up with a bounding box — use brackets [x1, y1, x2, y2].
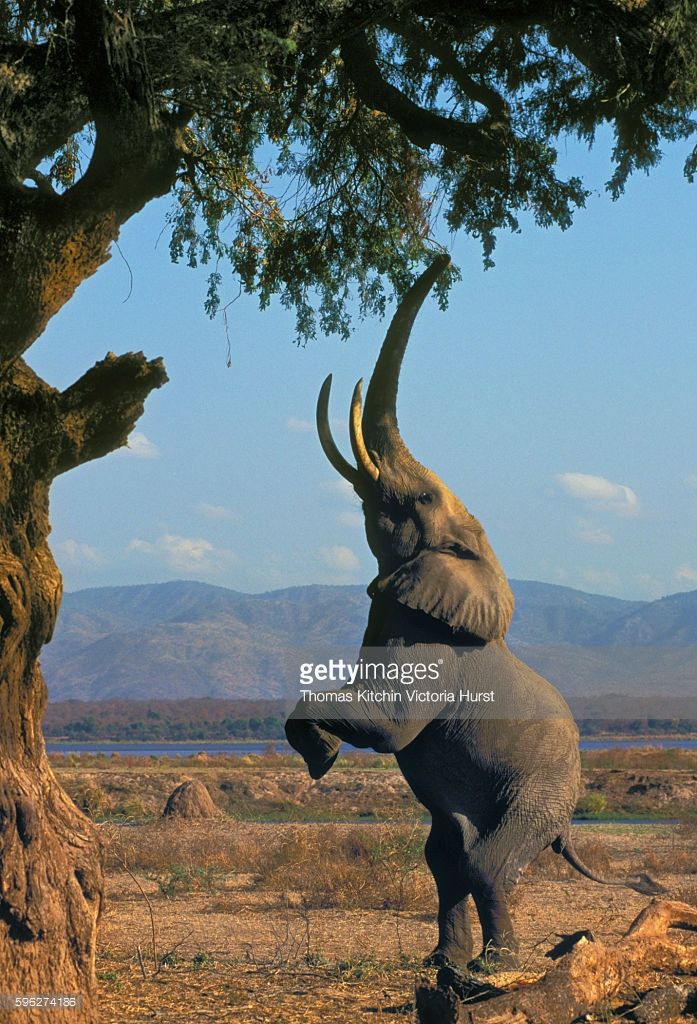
[46, 737, 697, 757]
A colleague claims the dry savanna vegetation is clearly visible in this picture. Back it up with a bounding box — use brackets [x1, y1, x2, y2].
[95, 818, 697, 1023]
[45, 750, 697, 1022]
[50, 746, 697, 823]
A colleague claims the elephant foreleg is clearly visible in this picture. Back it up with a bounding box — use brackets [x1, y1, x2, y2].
[284, 718, 341, 779]
[423, 815, 474, 968]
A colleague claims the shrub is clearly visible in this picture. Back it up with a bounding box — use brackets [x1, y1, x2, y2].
[575, 792, 608, 818]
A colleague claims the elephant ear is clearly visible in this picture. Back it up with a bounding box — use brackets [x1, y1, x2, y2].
[373, 549, 514, 641]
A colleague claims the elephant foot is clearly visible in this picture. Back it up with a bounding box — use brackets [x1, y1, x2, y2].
[467, 945, 519, 974]
[423, 946, 471, 970]
[435, 964, 502, 1002]
[306, 750, 339, 779]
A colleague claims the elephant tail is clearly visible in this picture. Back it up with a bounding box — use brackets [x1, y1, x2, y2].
[551, 836, 666, 896]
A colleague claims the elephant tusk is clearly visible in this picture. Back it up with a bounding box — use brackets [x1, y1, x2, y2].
[350, 380, 380, 482]
[316, 374, 362, 487]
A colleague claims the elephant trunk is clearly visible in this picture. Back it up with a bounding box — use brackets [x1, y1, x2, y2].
[362, 254, 451, 464]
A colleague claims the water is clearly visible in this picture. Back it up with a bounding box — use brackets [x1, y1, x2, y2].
[46, 741, 288, 757]
[579, 737, 697, 749]
[46, 737, 697, 757]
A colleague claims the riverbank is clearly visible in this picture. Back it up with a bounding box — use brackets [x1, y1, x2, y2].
[51, 749, 697, 823]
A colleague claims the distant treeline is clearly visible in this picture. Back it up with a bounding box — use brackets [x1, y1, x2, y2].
[44, 698, 289, 741]
[577, 718, 697, 736]
[44, 699, 697, 741]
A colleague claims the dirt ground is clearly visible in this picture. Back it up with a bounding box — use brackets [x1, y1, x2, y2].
[96, 821, 697, 1023]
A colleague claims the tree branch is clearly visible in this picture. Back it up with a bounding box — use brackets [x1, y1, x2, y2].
[0, 0, 186, 366]
[340, 30, 507, 162]
[55, 352, 168, 475]
[0, 40, 90, 183]
[384, 18, 510, 123]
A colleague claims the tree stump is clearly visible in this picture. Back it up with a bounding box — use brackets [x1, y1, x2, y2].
[415, 899, 697, 1024]
[163, 780, 219, 820]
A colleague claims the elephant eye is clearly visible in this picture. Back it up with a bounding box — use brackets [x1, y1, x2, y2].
[417, 491, 434, 505]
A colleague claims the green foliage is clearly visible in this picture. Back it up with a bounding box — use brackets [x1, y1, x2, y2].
[5, 0, 697, 341]
[151, 863, 222, 897]
[191, 950, 214, 971]
[575, 791, 609, 818]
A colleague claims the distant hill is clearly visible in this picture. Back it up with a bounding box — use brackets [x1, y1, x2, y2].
[44, 581, 369, 701]
[505, 580, 644, 645]
[41, 579, 697, 703]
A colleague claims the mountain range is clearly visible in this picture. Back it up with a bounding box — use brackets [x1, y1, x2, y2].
[41, 579, 697, 707]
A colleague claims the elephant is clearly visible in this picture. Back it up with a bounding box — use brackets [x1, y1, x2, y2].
[285, 255, 661, 971]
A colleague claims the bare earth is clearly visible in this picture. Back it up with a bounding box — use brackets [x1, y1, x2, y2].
[96, 821, 697, 1023]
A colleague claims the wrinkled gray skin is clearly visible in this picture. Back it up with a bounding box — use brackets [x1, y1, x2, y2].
[285, 256, 659, 971]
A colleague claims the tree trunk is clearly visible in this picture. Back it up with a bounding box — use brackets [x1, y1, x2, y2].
[415, 899, 697, 1024]
[0, 356, 166, 1021]
[0, 4, 184, 1017]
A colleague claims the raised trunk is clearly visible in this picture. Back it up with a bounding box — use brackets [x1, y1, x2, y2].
[361, 254, 450, 461]
[0, 356, 166, 1021]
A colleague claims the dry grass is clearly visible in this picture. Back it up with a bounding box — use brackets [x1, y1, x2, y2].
[50, 748, 395, 771]
[101, 818, 691, 915]
[55, 753, 697, 827]
[96, 820, 697, 1024]
[581, 746, 697, 771]
[105, 819, 260, 876]
[630, 821, 697, 877]
[524, 837, 612, 882]
[102, 819, 433, 910]
[253, 824, 433, 910]
[50, 744, 697, 773]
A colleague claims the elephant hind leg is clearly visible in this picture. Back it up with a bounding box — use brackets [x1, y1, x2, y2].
[469, 881, 519, 970]
[465, 811, 562, 970]
[423, 813, 474, 968]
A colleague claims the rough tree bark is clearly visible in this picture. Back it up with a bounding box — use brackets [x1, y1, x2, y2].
[0, 357, 167, 1020]
[415, 899, 697, 1024]
[0, 1, 183, 1017]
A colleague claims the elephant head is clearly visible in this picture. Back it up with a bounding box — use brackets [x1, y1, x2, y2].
[317, 255, 514, 643]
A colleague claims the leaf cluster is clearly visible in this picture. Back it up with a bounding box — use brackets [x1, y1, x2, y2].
[3, 0, 697, 340]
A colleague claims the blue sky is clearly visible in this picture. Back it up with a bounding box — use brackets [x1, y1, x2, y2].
[29, 134, 697, 600]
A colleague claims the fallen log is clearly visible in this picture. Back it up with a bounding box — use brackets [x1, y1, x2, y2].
[415, 900, 697, 1024]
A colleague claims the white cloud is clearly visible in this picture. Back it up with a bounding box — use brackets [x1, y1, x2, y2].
[338, 510, 364, 528]
[54, 539, 102, 564]
[159, 535, 214, 571]
[320, 545, 359, 572]
[575, 519, 614, 545]
[128, 533, 233, 574]
[323, 479, 359, 503]
[556, 472, 638, 516]
[120, 432, 159, 459]
[684, 474, 697, 490]
[676, 564, 697, 583]
[196, 502, 236, 521]
[286, 417, 314, 433]
[127, 538, 155, 555]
